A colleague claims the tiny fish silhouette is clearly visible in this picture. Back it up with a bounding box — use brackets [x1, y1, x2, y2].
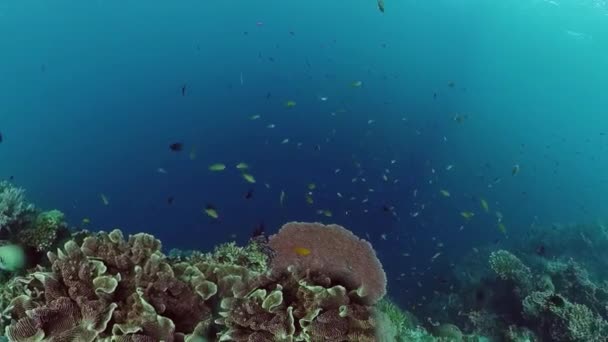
[169, 143, 183, 151]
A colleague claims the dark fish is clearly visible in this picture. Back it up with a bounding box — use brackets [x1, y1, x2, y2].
[268, 57, 275, 62]
[448, 81, 455, 88]
[243, 31, 248, 35]
[0, 131, 3, 143]
[169, 142, 184, 151]
[167, 196, 174, 205]
[536, 245, 546, 256]
[244, 189, 254, 200]
[475, 289, 486, 303]
[181, 84, 187, 96]
[382, 204, 394, 212]
[266, 92, 271, 100]
[314, 144, 321, 151]
[289, 31, 295, 36]
[9, 176, 13, 180]
[251, 221, 265, 238]
[433, 92, 437, 99]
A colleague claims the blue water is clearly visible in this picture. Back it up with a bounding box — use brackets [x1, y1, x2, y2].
[1, 0, 608, 308]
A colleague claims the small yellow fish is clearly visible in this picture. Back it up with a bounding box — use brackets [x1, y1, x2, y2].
[431, 252, 442, 262]
[204, 206, 219, 219]
[305, 194, 314, 205]
[209, 163, 226, 171]
[496, 211, 503, 222]
[461, 211, 475, 220]
[512, 164, 520, 176]
[242, 173, 256, 183]
[250, 114, 261, 120]
[480, 199, 489, 213]
[235, 162, 249, 170]
[307, 183, 316, 190]
[100, 194, 109, 206]
[453, 114, 468, 124]
[285, 100, 297, 108]
[82, 218, 90, 225]
[323, 210, 333, 217]
[280, 190, 286, 206]
[440, 190, 451, 197]
[351, 80, 363, 87]
[498, 222, 507, 234]
[294, 247, 311, 256]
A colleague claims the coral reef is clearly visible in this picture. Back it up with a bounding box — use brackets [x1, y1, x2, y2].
[268, 221, 387, 305]
[0, 218, 405, 342]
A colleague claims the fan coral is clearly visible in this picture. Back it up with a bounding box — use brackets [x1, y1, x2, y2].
[268, 222, 387, 305]
[216, 266, 377, 341]
[0, 181, 35, 234]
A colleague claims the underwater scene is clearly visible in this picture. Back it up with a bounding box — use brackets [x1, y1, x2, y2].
[1, 0, 608, 341]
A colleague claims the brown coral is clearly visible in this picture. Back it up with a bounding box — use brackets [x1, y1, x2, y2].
[217, 266, 377, 341]
[4, 229, 213, 341]
[268, 222, 387, 305]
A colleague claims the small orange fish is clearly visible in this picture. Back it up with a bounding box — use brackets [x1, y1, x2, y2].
[294, 247, 311, 256]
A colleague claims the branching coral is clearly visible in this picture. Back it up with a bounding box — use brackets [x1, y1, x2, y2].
[0, 181, 35, 234]
[17, 210, 68, 252]
[489, 250, 534, 295]
[523, 291, 608, 341]
[268, 222, 387, 305]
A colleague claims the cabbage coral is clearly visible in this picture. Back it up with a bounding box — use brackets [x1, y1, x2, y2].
[3, 229, 213, 341]
[216, 266, 377, 341]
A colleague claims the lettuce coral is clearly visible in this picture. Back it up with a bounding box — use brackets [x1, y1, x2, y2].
[3, 229, 213, 341]
[268, 222, 387, 305]
[216, 265, 377, 341]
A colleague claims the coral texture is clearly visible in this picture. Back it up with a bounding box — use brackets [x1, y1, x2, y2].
[268, 222, 387, 305]
[523, 291, 608, 341]
[17, 210, 68, 252]
[3, 229, 213, 341]
[0, 181, 35, 233]
[489, 250, 534, 294]
[217, 266, 377, 341]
